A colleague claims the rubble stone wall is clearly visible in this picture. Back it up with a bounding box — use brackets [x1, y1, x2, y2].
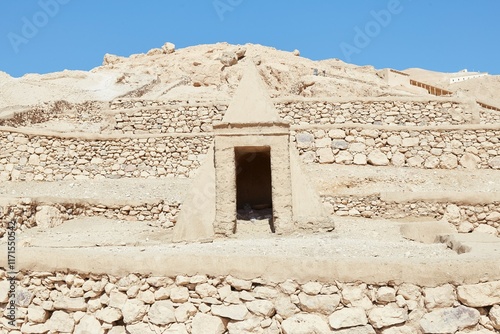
[294, 127, 500, 170]
[107, 100, 477, 135]
[1, 271, 499, 334]
[0, 131, 212, 181]
[0, 199, 180, 238]
[323, 196, 500, 236]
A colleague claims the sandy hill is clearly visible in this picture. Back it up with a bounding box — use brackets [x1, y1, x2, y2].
[0, 43, 431, 111]
[1, 42, 499, 111]
[404, 67, 500, 106]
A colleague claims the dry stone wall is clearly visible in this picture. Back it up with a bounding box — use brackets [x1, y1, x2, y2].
[0, 199, 180, 238]
[294, 128, 500, 170]
[0, 131, 212, 181]
[2, 270, 500, 334]
[106, 100, 482, 135]
[324, 196, 500, 236]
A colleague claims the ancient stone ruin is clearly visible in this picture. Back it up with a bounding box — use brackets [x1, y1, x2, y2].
[173, 64, 332, 242]
[0, 43, 499, 333]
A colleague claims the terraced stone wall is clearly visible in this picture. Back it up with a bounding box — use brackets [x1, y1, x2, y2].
[1, 271, 499, 334]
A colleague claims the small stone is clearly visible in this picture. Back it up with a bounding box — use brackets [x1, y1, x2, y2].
[246, 300, 275, 317]
[301, 282, 323, 295]
[336, 151, 354, 164]
[298, 292, 340, 315]
[96, 307, 122, 323]
[367, 150, 389, 166]
[317, 148, 334, 163]
[226, 276, 253, 291]
[47, 311, 75, 333]
[376, 287, 396, 303]
[175, 302, 197, 322]
[27, 305, 49, 323]
[489, 304, 500, 330]
[170, 286, 189, 303]
[460, 153, 480, 169]
[440, 153, 458, 169]
[353, 153, 367, 165]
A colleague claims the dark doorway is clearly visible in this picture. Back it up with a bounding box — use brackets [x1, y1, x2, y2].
[235, 146, 274, 233]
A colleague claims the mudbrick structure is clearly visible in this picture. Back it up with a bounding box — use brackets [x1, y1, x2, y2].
[1, 46, 500, 334]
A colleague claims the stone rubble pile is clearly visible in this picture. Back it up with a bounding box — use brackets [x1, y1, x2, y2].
[1, 271, 500, 334]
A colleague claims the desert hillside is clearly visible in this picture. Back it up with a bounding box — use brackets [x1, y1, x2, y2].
[5, 42, 495, 111]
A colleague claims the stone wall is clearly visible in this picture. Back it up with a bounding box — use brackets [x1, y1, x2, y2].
[2, 271, 499, 334]
[107, 100, 478, 135]
[323, 196, 500, 236]
[0, 131, 212, 181]
[481, 110, 500, 124]
[0, 199, 180, 238]
[294, 127, 500, 170]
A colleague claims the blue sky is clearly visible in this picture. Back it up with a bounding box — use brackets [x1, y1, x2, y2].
[1, 0, 499, 77]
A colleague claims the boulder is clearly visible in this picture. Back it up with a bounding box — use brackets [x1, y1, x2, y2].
[162, 42, 175, 54]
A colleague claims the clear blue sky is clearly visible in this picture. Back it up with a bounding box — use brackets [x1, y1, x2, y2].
[1, 0, 499, 77]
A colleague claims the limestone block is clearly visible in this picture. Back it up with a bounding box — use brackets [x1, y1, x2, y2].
[298, 292, 340, 315]
[281, 314, 331, 334]
[367, 150, 389, 166]
[148, 300, 176, 325]
[419, 305, 480, 333]
[423, 284, 456, 309]
[74, 315, 104, 334]
[328, 307, 368, 329]
[191, 313, 226, 334]
[457, 281, 500, 307]
[368, 305, 408, 329]
[211, 304, 249, 321]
